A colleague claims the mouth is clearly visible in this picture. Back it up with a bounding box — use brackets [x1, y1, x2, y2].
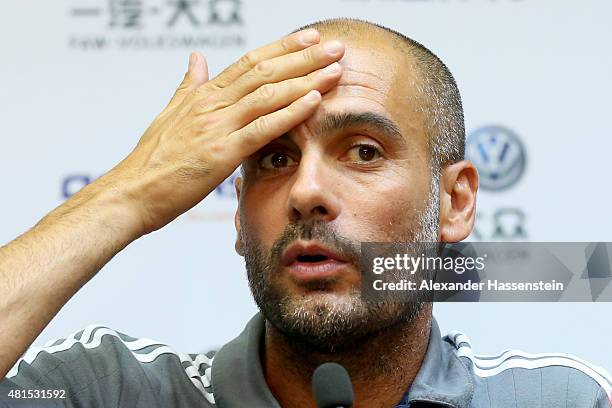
[281, 241, 353, 282]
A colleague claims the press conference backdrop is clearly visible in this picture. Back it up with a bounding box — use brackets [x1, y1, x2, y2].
[1, 0, 611, 372]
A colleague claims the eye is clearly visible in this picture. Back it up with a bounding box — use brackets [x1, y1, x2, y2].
[346, 144, 382, 162]
[258, 151, 296, 169]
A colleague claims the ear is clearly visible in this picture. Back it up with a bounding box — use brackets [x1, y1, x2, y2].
[234, 176, 244, 256]
[438, 161, 479, 242]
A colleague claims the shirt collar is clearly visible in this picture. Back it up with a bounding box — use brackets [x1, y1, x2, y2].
[211, 313, 473, 408]
[211, 313, 280, 408]
[403, 318, 474, 407]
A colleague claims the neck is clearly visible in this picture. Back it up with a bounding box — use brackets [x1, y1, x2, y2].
[262, 304, 433, 408]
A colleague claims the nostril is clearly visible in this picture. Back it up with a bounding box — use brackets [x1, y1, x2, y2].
[288, 201, 334, 222]
[312, 206, 328, 216]
[291, 208, 302, 220]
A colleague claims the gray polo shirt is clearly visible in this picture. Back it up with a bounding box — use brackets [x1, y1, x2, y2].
[2, 314, 611, 407]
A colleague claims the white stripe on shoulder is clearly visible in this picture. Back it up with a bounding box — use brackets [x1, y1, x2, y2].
[8, 325, 216, 405]
[447, 331, 612, 402]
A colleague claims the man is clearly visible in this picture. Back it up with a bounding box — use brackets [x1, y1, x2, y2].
[0, 18, 610, 408]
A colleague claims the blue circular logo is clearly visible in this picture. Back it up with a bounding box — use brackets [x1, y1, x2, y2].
[466, 125, 527, 191]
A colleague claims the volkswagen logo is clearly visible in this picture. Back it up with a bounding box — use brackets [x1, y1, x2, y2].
[466, 125, 526, 191]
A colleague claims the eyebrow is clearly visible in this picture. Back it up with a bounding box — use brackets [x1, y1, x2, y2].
[317, 111, 405, 145]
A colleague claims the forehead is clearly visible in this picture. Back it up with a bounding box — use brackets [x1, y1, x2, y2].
[302, 36, 426, 143]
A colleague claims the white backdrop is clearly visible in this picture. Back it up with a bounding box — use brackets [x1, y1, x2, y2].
[1, 0, 611, 372]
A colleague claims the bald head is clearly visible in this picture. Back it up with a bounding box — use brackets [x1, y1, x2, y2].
[294, 18, 465, 172]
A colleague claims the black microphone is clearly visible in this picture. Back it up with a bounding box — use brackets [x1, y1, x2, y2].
[311, 362, 354, 408]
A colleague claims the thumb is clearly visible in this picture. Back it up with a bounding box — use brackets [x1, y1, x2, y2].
[186, 51, 209, 86]
[166, 52, 210, 111]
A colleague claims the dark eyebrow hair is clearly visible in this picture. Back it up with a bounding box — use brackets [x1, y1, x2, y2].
[317, 111, 405, 145]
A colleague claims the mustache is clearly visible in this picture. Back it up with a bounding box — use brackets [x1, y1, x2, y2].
[269, 220, 361, 266]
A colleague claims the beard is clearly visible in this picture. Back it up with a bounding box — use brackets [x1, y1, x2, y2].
[241, 176, 440, 353]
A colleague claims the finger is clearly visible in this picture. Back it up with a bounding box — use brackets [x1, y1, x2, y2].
[165, 52, 209, 112]
[220, 40, 345, 105]
[225, 62, 342, 128]
[211, 29, 320, 89]
[228, 90, 322, 157]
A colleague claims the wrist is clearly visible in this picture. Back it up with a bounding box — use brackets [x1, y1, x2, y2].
[62, 173, 148, 244]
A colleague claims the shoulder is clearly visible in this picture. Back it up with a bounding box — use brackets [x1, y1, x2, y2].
[4, 325, 217, 407]
[445, 331, 612, 408]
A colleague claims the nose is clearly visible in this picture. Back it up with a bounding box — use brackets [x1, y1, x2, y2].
[287, 155, 341, 223]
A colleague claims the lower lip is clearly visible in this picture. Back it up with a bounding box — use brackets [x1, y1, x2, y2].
[285, 259, 352, 282]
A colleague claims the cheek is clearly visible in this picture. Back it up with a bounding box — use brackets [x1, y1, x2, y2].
[338, 168, 431, 241]
[241, 185, 288, 247]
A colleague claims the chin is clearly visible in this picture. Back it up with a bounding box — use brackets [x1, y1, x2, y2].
[283, 289, 361, 313]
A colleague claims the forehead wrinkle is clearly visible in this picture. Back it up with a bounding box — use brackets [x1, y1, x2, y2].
[341, 66, 385, 82]
[336, 83, 388, 103]
[337, 57, 394, 96]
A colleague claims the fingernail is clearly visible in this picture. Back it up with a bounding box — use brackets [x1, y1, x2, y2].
[188, 52, 196, 69]
[300, 29, 319, 45]
[323, 41, 343, 55]
[304, 90, 320, 103]
[322, 62, 341, 75]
